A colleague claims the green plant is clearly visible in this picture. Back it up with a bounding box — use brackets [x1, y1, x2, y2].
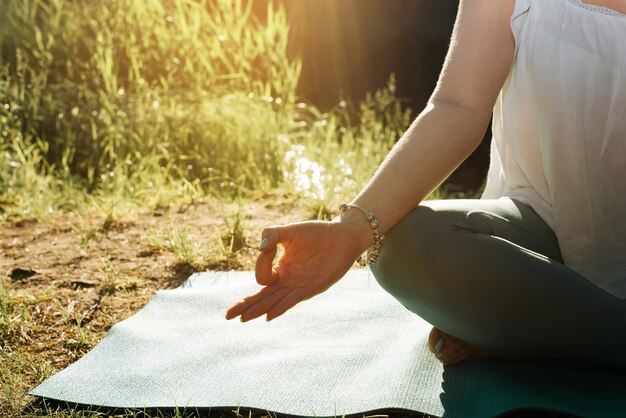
[98, 257, 121, 295]
[151, 227, 201, 268]
[0, 0, 303, 222]
[0, 0, 425, 224]
[221, 200, 247, 255]
[281, 75, 414, 208]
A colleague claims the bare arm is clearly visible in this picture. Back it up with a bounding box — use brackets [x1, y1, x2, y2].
[344, 0, 517, 249]
[226, 0, 517, 322]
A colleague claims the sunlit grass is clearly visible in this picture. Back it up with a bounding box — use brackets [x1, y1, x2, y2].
[0, 2, 417, 416]
[0, 0, 414, 224]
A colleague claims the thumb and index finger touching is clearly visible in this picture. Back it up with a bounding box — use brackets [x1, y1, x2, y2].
[255, 224, 292, 286]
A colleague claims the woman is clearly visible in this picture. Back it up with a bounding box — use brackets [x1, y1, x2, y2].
[226, 0, 626, 367]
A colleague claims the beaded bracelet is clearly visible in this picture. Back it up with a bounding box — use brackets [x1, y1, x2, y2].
[339, 203, 384, 266]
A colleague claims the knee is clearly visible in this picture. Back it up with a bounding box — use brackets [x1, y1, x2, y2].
[369, 204, 446, 301]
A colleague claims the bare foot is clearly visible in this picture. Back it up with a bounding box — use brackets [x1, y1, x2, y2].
[428, 327, 497, 366]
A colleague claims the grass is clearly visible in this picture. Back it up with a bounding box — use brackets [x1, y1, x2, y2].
[0, 0, 426, 416]
[147, 200, 249, 271]
[219, 199, 248, 256]
[150, 227, 203, 268]
[0, 0, 412, 224]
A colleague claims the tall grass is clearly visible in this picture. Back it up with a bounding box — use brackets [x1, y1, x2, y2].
[0, 0, 412, 221]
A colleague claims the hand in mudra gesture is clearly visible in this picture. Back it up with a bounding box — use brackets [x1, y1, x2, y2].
[225, 219, 365, 322]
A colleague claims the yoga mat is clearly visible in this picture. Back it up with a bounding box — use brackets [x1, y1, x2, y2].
[30, 270, 626, 417]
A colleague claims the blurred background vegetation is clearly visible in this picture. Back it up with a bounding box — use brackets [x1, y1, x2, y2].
[0, 0, 480, 224]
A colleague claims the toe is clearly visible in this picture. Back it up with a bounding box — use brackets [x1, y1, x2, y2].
[428, 327, 445, 354]
[428, 327, 475, 366]
[437, 339, 464, 362]
[427, 327, 508, 366]
[442, 347, 471, 366]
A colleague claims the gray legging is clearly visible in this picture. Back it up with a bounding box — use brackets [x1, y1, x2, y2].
[369, 198, 626, 367]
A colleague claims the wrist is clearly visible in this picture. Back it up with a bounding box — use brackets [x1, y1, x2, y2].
[333, 206, 377, 254]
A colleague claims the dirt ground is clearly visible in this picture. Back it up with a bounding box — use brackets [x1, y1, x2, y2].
[0, 196, 312, 416]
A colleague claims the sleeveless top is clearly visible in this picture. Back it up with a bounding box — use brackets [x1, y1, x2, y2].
[482, 0, 626, 298]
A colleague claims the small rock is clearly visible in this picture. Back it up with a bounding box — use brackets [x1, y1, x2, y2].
[137, 249, 156, 258]
[9, 268, 37, 281]
[70, 280, 97, 290]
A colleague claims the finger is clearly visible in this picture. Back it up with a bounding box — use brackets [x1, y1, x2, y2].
[256, 226, 283, 285]
[255, 252, 279, 286]
[225, 285, 280, 320]
[240, 288, 290, 322]
[266, 287, 310, 321]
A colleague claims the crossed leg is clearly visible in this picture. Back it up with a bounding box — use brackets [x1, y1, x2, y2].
[369, 198, 626, 367]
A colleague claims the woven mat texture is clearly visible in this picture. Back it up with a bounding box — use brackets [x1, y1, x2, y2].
[30, 270, 626, 417]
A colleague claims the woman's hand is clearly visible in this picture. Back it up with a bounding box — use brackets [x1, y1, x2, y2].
[225, 216, 369, 322]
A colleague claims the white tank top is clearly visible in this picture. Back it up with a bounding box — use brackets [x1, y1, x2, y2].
[482, 0, 626, 298]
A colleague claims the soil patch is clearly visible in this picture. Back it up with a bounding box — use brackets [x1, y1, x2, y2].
[0, 196, 311, 417]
